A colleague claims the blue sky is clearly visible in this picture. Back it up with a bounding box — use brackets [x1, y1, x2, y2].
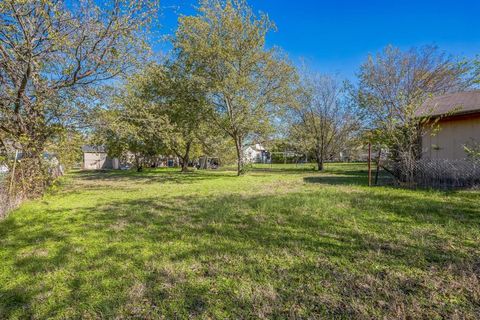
[156, 0, 480, 80]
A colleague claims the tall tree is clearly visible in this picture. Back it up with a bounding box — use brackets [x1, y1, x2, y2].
[0, 0, 156, 194]
[174, 0, 297, 175]
[290, 74, 358, 171]
[96, 62, 209, 173]
[356, 45, 473, 181]
[144, 63, 209, 172]
[94, 86, 168, 172]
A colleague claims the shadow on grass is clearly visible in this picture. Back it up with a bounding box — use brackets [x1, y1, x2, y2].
[250, 167, 317, 174]
[303, 167, 371, 185]
[74, 169, 236, 184]
[303, 165, 395, 187]
[252, 164, 371, 182]
[1, 184, 479, 318]
[304, 175, 367, 186]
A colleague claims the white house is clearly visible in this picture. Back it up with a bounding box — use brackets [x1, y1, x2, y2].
[0, 164, 8, 174]
[244, 144, 270, 164]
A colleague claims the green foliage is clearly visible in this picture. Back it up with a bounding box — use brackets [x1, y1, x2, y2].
[464, 141, 480, 162]
[93, 97, 169, 169]
[198, 133, 237, 165]
[0, 0, 158, 194]
[139, 62, 211, 169]
[45, 130, 84, 169]
[288, 73, 359, 170]
[174, 0, 298, 175]
[94, 61, 216, 171]
[356, 45, 474, 184]
[0, 163, 479, 318]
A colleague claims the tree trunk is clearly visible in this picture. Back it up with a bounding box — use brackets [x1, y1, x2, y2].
[234, 136, 244, 176]
[316, 147, 324, 171]
[181, 160, 189, 172]
[317, 158, 324, 171]
[180, 142, 191, 173]
[134, 153, 142, 172]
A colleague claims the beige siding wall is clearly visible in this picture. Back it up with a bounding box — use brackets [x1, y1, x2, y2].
[422, 114, 480, 161]
[83, 152, 112, 170]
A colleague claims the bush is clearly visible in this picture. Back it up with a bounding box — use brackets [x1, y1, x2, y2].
[0, 156, 64, 218]
[464, 142, 480, 162]
[0, 181, 21, 219]
[0, 187, 7, 218]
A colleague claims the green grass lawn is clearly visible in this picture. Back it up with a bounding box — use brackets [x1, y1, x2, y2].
[0, 163, 479, 319]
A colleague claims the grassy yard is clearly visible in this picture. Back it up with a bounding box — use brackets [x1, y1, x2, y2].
[0, 163, 479, 319]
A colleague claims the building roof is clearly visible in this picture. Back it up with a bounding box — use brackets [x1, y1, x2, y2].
[82, 145, 107, 153]
[416, 91, 480, 118]
[245, 144, 266, 152]
[254, 144, 266, 151]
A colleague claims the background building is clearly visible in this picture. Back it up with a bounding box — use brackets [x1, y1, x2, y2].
[418, 91, 480, 161]
[82, 146, 119, 170]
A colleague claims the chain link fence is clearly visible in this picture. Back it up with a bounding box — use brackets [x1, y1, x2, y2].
[0, 171, 17, 218]
[0, 163, 8, 217]
[0, 152, 65, 218]
[382, 159, 480, 189]
[0, 184, 8, 218]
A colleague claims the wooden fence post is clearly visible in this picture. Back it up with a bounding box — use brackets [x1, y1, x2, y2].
[367, 143, 372, 187]
[375, 149, 382, 186]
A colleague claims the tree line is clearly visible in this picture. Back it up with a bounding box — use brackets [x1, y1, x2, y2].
[1, 0, 479, 203]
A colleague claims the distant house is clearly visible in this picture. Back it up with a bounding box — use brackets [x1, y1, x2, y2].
[82, 146, 119, 170]
[338, 147, 371, 162]
[417, 91, 480, 161]
[163, 156, 179, 168]
[244, 144, 270, 164]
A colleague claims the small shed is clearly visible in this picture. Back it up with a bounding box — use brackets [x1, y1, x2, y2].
[82, 145, 119, 170]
